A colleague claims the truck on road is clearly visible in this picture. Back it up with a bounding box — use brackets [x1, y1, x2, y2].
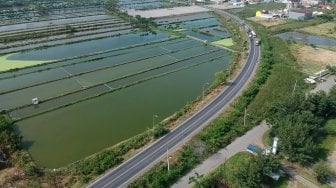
[255, 38, 261, 46]
[251, 30, 257, 38]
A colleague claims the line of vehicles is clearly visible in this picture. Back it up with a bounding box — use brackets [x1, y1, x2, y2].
[248, 30, 261, 46]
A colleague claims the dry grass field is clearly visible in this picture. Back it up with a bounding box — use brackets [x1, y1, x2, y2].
[298, 22, 336, 39]
[291, 44, 336, 74]
[248, 17, 287, 27]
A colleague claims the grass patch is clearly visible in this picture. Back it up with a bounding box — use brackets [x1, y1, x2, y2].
[211, 38, 234, 47]
[198, 152, 254, 187]
[0, 54, 49, 72]
[268, 18, 325, 34]
[319, 45, 336, 52]
[262, 129, 272, 146]
[298, 22, 336, 39]
[173, 29, 187, 32]
[248, 17, 288, 28]
[247, 24, 306, 122]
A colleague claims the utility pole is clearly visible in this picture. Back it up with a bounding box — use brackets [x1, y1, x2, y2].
[228, 65, 231, 81]
[243, 107, 247, 126]
[292, 80, 297, 96]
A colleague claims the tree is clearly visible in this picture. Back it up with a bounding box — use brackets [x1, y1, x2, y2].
[0, 115, 21, 156]
[313, 161, 334, 184]
[105, 0, 119, 12]
[234, 156, 262, 188]
[256, 154, 281, 179]
[214, 70, 229, 85]
[272, 116, 318, 165]
[152, 123, 169, 138]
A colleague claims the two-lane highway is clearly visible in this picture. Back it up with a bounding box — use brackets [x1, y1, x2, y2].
[88, 11, 260, 188]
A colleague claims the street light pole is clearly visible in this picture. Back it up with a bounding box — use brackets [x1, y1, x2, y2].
[152, 114, 158, 128]
[228, 66, 231, 81]
[54, 168, 59, 188]
[167, 148, 172, 171]
[203, 82, 210, 97]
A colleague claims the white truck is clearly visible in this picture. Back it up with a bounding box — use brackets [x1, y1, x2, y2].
[251, 30, 257, 38]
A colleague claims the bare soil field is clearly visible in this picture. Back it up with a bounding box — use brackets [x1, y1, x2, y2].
[298, 22, 336, 39]
[291, 44, 336, 74]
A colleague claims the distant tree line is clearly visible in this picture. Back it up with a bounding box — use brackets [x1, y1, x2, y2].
[105, 0, 157, 32]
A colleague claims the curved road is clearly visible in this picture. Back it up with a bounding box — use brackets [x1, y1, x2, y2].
[88, 10, 260, 188]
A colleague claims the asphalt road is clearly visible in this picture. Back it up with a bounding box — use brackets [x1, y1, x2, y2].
[88, 12, 260, 188]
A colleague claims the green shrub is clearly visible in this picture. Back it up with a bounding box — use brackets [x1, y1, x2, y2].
[313, 160, 335, 184]
[153, 123, 169, 138]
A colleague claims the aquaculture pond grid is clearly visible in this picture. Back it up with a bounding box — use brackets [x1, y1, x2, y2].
[0, 37, 230, 120]
[159, 15, 231, 42]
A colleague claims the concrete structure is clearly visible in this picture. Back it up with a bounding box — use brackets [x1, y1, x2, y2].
[210, 0, 227, 4]
[288, 9, 313, 20]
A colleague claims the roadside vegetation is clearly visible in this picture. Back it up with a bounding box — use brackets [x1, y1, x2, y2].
[0, 114, 21, 168]
[0, 114, 39, 185]
[198, 152, 281, 188]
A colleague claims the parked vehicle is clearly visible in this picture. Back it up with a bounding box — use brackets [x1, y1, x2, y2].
[247, 144, 262, 154]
